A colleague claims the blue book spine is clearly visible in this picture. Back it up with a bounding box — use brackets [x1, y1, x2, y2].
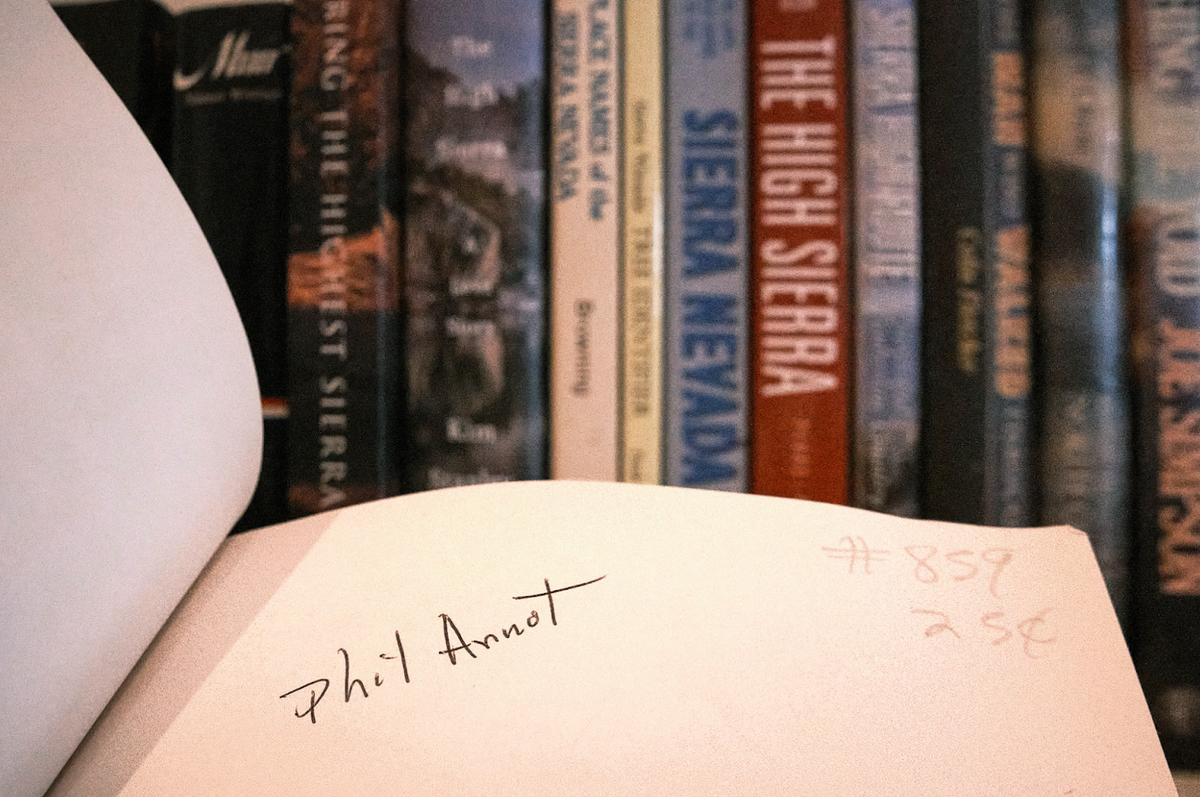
[663, 0, 750, 491]
[850, 0, 921, 516]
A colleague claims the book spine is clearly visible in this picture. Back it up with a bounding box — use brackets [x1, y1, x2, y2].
[402, 0, 548, 491]
[917, 0, 1032, 525]
[620, 0, 664, 483]
[663, 0, 750, 491]
[53, 0, 174, 160]
[849, 0, 920, 515]
[1028, 0, 1129, 617]
[171, 0, 292, 530]
[748, 0, 852, 502]
[287, 0, 403, 515]
[1126, 0, 1200, 769]
[549, 0, 621, 481]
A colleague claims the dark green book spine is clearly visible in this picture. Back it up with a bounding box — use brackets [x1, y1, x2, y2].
[918, 0, 1032, 525]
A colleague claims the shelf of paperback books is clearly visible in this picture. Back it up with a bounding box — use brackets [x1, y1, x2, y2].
[47, 0, 1200, 777]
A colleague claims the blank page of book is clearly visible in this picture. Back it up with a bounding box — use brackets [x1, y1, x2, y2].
[51, 481, 1175, 796]
[0, 1, 262, 795]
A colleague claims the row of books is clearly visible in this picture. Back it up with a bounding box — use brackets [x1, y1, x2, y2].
[56, 0, 1199, 770]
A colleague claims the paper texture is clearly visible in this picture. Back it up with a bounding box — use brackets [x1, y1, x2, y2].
[51, 481, 1175, 795]
[0, 2, 262, 795]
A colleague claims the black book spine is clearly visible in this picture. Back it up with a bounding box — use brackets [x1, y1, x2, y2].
[918, 0, 1033, 525]
[171, 1, 292, 529]
[1126, 0, 1200, 769]
[53, 0, 174, 159]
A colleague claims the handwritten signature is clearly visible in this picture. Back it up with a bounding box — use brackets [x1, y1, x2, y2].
[279, 575, 607, 724]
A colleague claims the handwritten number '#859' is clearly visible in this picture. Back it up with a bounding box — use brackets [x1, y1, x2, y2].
[903, 546, 1014, 597]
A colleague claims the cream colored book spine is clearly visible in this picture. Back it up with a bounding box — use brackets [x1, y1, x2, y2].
[548, 0, 621, 480]
[620, 0, 664, 483]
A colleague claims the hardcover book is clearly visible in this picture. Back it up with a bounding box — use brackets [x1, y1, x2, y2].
[1126, 0, 1200, 769]
[663, 0, 750, 492]
[621, 0, 665, 484]
[286, 0, 408, 516]
[52, 0, 173, 158]
[917, 0, 1032, 525]
[548, 0, 622, 481]
[850, 0, 921, 516]
[287, 0, 405, 515]
[1028, 0, 1130, 621]
[402, 0, 548, 491]
[170, 0, 291, 530]
[749, 0, 852, 502]
[1, 2, 261, 791]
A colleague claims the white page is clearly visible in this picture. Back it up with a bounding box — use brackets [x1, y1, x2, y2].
[51, 481, 1175, 796]
[0, 2, 262, 796]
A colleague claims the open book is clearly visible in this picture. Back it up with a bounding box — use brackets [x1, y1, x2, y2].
[0, 1, 1180, 795]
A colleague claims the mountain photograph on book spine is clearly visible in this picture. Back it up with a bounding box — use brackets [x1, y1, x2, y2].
[402, 0, 548, 492]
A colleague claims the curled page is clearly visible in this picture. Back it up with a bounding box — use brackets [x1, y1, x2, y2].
[0, 2, 262, 795]
[51, 482, 1175, 796]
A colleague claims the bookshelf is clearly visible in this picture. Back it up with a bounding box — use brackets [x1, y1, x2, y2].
[44, 0, 1200, 782]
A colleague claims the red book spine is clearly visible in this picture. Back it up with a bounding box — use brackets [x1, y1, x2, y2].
[748, 0, 851, 501]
